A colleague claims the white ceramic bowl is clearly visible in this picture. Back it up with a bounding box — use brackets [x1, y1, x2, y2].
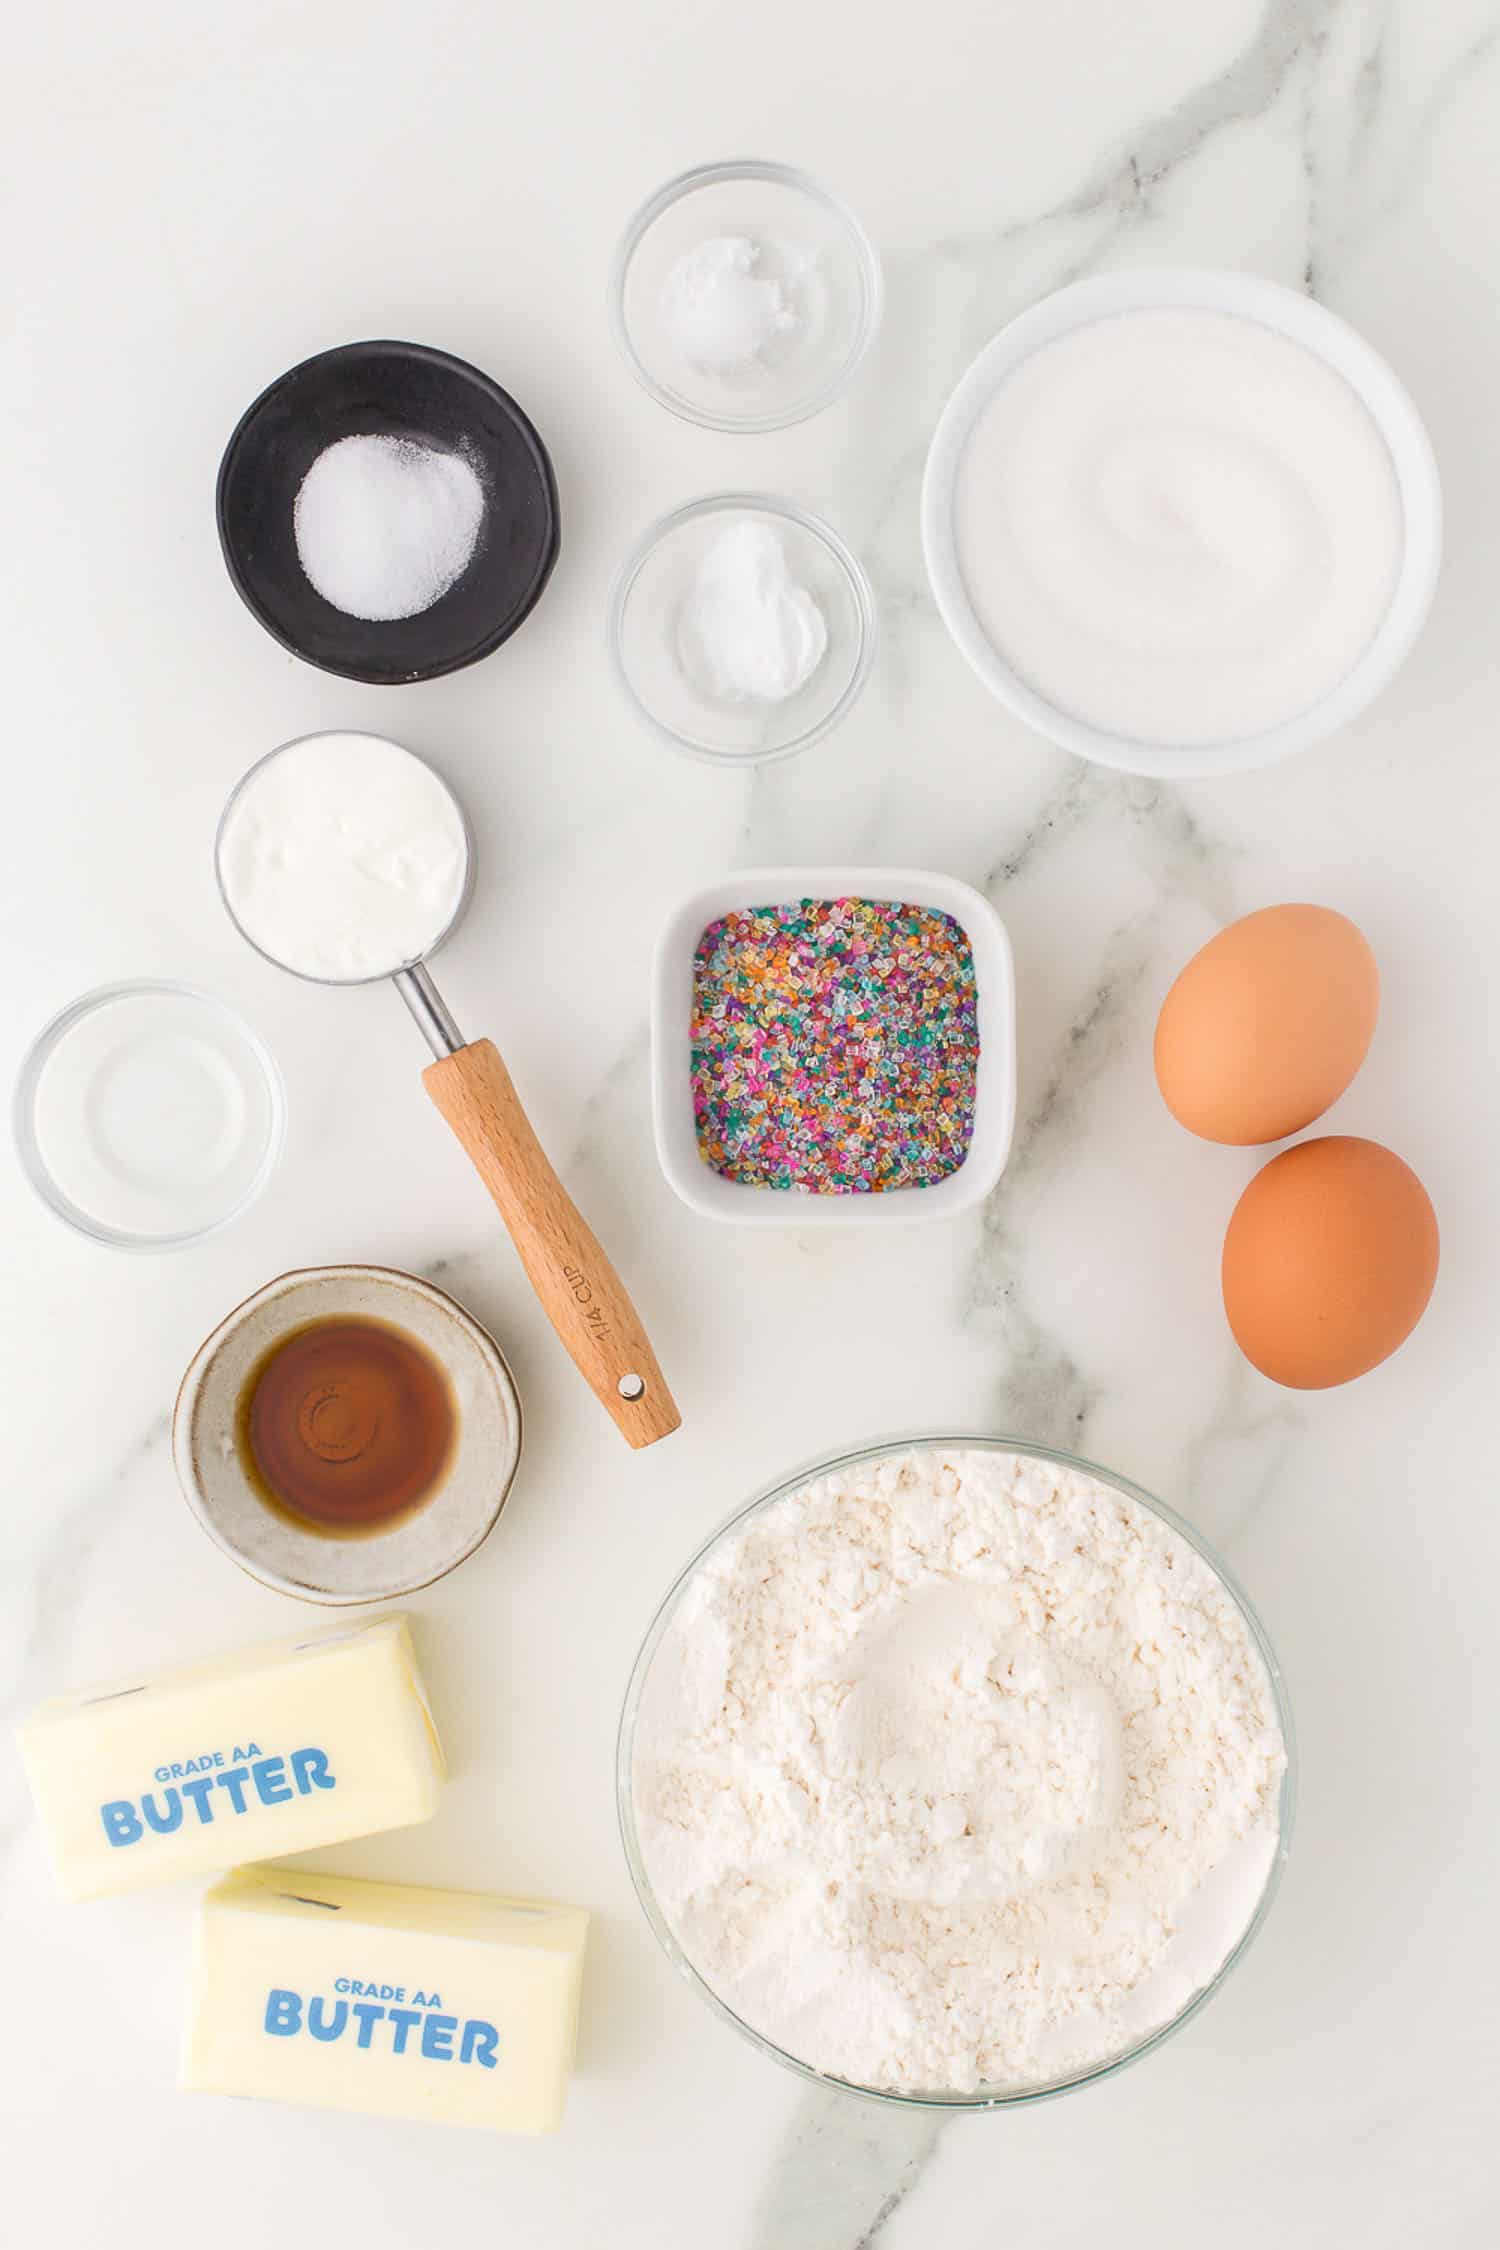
[611, 160, 883, 433]
[922, 268, 1443, 780]
[651, 867, 1015, 1227]
[174, 1265, 522, 1604]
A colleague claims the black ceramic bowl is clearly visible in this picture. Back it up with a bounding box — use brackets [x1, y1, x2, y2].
[217, 340, 560, 685]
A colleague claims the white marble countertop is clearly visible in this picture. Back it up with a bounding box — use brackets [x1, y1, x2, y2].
[5, 1, 1497, 2241]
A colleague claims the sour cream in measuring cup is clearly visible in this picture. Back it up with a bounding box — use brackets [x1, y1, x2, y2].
[952, 306, 1406, 748]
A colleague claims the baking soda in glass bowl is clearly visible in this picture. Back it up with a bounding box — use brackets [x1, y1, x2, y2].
[612, 162, 882, 433]
[658, 236, 808, 380]
[674, 518, 828, 705]
[611, 496, 875, 765]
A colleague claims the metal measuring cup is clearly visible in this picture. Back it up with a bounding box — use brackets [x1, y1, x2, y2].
[215, 732, 679, 1449]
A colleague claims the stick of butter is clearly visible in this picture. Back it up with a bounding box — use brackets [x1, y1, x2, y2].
[182, 1865, 589, 2134]
[17, 1616, 444, 1901]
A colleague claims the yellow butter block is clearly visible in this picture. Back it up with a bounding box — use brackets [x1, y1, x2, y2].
[182, 1865, 589, 2134]
[18, 1616, 444, 1901]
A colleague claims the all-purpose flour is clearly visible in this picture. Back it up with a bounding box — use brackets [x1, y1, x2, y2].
[632, 1446, 1285, 2094]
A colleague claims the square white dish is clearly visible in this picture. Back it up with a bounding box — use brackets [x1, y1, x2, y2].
[651, 866, 1016, 1227]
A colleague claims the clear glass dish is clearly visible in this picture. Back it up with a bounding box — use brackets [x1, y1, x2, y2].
[611, 160, 882, 433]
[13, 981, 285, 1251]
[610, 493, 877, 767]
[618, 1432, 1296, 2110]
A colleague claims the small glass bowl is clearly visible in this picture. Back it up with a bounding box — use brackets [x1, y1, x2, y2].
[610, 494, 877, 766]
[619, 1433, 1296, 2111]
[611, 160, 882, 433]
[14, 981, 285, 1251]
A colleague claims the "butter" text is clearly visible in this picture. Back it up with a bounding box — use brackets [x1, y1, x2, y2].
[264, 1988, 499, 2067]
[99, 1746, 336, 1846]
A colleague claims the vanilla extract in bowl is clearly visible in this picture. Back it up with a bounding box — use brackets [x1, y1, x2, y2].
[175, 1265, 522, 1604]
[237, 1315, 457, 1537]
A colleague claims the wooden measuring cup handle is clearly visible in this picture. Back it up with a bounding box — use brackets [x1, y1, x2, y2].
[422, 1039, 680, 1448]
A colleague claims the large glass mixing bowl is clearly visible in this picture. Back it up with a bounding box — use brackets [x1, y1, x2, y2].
[618, 1433, 1296, 2110]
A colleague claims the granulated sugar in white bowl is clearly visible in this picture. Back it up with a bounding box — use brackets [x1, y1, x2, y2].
[620, 1438, 1292, 2105]
[923, 268, 1441, 780]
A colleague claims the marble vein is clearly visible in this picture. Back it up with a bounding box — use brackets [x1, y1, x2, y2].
[965, 913, 1158, 1444]
[739, 14, 1374, 2233]
[747, 2090, 944, 2250]
[1, 1418, 165, 1729]
[1304, 1, 1500, 285]
[0, 1419, 165, 1870]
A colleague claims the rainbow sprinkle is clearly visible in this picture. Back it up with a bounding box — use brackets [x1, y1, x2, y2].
[690, 898, 980, 1194]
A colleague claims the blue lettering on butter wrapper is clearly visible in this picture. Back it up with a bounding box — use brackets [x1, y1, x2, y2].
[262, 1989, 499, 2070]
[100, 1745, 337, 1847]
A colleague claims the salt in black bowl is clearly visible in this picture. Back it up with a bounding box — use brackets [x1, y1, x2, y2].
[216, 339, 560, 685]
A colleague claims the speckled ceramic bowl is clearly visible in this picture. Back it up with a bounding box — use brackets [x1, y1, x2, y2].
[173, 1265, 522, 1604]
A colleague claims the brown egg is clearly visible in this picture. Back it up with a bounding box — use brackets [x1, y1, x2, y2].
[1222, 1137, 1439, 1389]
[1155, 905, 1378, 1145]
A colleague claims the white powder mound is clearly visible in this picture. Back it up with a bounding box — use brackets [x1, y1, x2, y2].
[631, 1446, 1286, 2095]
[676, 518, 828, 705]
[659, 236, 803, 378]
[293, 434, 485, 622]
